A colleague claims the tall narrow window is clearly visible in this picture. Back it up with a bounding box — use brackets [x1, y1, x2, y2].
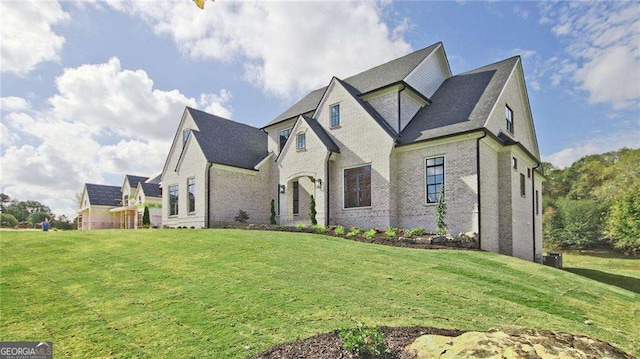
[187, 178, 195, 213]
[279, 128, 292, 152]
[169, 185, 179, 216]
[276, 186, 281, 216]
[297, 133, 306, 150]
[183, 129, 190, 146]
[292, 181, 299, 215]
[426, 157, 445, 203]
[512, 157, 518, 170]
[535, 190, 539, 215]
[506, 105, 514, 134]
[344, 165, 372, 208]
[331, 104, 340, 127]
[520, 173, 526, 197]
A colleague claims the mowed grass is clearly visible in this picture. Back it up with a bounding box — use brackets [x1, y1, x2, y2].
[1, 230, 638, 358]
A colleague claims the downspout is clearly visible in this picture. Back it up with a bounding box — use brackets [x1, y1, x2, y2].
[397, 84, 406, 133]
[206, 162, 212, 228]
[325, 153, 331, 227]
[476, 129, 488, 250]
[531, 162, 540, 262]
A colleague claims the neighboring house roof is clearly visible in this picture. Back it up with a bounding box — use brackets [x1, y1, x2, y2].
[187, 107, 268, 170]
[301, 115, 340, 153]
[125, 175, 149, 188]
[145, 174, 161, 184]
[140, 182, 161, 198]
[85, 184, 121, 207]
[397, 56, 519, 145]
[264, 42, 441, 128]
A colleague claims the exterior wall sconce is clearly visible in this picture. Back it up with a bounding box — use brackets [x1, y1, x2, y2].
[315, 179, 322, 189]
[279, 184, 285, 193]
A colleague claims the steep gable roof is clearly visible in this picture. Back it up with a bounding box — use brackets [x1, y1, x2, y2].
[85, 184, 121, 207]
[140, 182, 161, 198]
[187, 107, 268, 170]
[301, 115, 340, 153]
[125, 175, 149, 188]
[264, 43, 441, 128]
[397, 56, 519, 145]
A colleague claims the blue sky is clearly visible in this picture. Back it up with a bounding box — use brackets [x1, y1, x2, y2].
[1, 0, 639, 218]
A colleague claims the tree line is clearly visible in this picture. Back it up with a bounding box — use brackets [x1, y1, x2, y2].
[542, 147, 639, 254]
[0, 194, 74, 230]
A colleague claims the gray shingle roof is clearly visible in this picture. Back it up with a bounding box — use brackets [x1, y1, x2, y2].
[187, 107, 268, 170]
[145, 174, 161, 184]
[140, 182, 161, 198]
[85, 184, 121, 207]
[264, 43, 441, 128]
[301, 115, 340, 153]
[398, 56, 519, 145]
[125, 175, 149, 188]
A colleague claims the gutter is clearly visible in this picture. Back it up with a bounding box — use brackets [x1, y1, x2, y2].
[476, 129, 488, 250]
[531, 162, 540, 262]
[206, 162, 212, 228]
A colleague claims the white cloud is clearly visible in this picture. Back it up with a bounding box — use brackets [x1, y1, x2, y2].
[538, 1, 640, 110]
[107, 1, 411, 100]
[1, 58, 232, 218]
[0, 1, 69, 75]
[543, 122, 640, 168]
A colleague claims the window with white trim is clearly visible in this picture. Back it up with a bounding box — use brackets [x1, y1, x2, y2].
[297, 133, 306, 150]
[506, 105, 514, 134]
[331, 104, 340, 127]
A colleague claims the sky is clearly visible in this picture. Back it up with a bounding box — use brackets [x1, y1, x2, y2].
[1, 0, 639, 219]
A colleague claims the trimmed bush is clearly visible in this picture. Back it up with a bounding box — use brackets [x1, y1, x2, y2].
[339, 325, 386, 357]
[1, 213, 18, 228]
[309, 195, 317, 226]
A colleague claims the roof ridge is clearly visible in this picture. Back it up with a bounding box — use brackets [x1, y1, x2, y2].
[458, 55, 519, 76]
[85, 183, 121, 188]
[187, 107, 262, 131]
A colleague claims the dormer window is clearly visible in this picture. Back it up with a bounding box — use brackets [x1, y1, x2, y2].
[331, 104, 340, 127]
[279, 128, 292, 152]
[297, 133, 306, 150]
[505, 105, 514, 134]
[183, 129, 190, 146]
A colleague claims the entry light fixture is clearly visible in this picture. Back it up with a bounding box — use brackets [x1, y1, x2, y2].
[279, 184, 285, 193]
[315, 179, 322, 189]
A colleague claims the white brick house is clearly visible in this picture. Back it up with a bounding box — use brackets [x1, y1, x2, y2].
[161, 42, 543, 261]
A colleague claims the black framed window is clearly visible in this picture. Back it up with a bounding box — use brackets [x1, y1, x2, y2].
[520, 173, 526, 197]
[297, 133, 306, 150]
[183, 129, 190, 146]
[292, 181, 299, 215]
[513, 157, 518, 170]
[169, 185, 178, 216]
[426, 157, 445, 203]
[344, 165, 371, 208]
[535, 190, 539, 215]
[506, 105, 514, 134]
[187, 178, 195, 213]
[331, 104, 340, 127]
[279, 128, 292, 152]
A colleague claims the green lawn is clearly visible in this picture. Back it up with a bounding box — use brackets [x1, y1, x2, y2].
[1, 230, 638, 358]
[561, 250, 640, 294]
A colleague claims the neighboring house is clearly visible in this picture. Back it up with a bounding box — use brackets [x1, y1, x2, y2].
[78, 184, 122, 230]
[161, 42, 543, 261]
[78, 174, 162, 230]
[109, 174, 163, 229]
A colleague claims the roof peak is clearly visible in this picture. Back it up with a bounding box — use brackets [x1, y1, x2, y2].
[187, 107, 261, 131]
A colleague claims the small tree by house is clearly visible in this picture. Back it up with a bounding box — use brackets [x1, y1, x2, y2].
[1, 213, 18, 228]
[309, 195, 317, 226]
[234, 209, 249, 224]
[436, 185, 448, 235]
[270, 199, 277, 225]
[142, 206, 151, 227]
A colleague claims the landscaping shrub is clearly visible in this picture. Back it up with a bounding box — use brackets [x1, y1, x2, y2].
[295, 223, 306, 230]
[309, 195, 317, 225]
[364, 228, 376, 239]
[311, 224, 327, 233]
[436, 187, 448, 235]
[346, 227, 361, 237]
[1, 213, 18, 228]
[339, 325, 386, 358]
[234, 210, 249, 224]
[142, 206, 150, 226]
[405, 227, 425, 238]
[270, 199, 277, 225]
[384, 227, 397, 238]
[334, 225, 345, 235]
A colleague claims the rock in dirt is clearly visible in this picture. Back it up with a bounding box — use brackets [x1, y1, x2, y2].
[405, 327, 633, 359]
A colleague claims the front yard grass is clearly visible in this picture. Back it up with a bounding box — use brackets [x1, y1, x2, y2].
[1, 229, 638, 357]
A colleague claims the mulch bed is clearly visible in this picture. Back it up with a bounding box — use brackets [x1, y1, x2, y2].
[249, 326, 465, 359]
[230, 224, 479, 251]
